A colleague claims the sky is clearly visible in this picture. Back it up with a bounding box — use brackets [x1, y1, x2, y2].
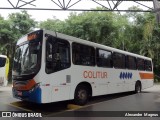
[0, 0, 154, 21]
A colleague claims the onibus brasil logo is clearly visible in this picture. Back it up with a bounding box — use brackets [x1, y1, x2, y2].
[1, 112, 42, 118]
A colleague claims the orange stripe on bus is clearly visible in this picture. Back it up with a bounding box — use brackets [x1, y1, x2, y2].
[139, 73, 154, 80]
[13, 79, 36, 91]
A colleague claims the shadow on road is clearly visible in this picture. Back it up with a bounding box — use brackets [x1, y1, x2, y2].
[10, 91, 136, 116]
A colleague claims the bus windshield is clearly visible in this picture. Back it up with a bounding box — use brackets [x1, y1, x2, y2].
[0, 57, 6, 67]
[13, 41, 41, 76]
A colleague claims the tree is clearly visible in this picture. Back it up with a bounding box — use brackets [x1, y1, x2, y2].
[0, 11, 37, 82]
[8, 10, 37, 40]
[39, 16, 65, 32]
[140, 18, 155, 58]
[62, 9, 119, 47]
[0, 16, 13, 54]
[39, 8, 120, 47]
[123, 6, 146, 54]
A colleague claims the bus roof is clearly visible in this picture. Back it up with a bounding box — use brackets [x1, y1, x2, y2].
[0, 55, 7, 58]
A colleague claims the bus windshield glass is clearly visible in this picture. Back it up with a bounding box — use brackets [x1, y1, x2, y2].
[0, 57, 6, 67]
[13, 41, 41, 76]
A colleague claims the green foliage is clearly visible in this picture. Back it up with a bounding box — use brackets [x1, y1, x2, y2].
[63, 11, 117, 46]
[0, 11, 37, 54]
[0, 17, 13, 43]
[0, 11, 37, 81]
[8, 11, 37, 39]
[39, 16, 65, 32]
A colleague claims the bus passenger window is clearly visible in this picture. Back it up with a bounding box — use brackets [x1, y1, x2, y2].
[46, 43, 53, 61]
[0, 57, 6, 67]
[72, 43, 95, 66]
[46, 36, 54, 73]
[137, 58, 145, 71]
[97, 49, 112, 68]
[126, 56, 137, 70]
[145, 60, 152, 71]
[46, 36, 71, 74]
[113, 52, 125, 69]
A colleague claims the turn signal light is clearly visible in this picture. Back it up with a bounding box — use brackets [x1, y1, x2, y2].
[28, 33, 37, 41]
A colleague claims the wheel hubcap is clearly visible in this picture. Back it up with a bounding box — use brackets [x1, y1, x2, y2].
[78, 90, 87, 100]
[137, 85, 141, 93]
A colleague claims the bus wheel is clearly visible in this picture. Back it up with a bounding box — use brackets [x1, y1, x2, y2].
[135, 82, 141, 93]
[74, 85, 89, 105]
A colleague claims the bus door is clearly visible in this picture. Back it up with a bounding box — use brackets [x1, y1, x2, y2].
[46, 35, 71, 101]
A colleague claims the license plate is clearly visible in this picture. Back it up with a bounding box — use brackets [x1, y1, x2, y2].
[17, 91, 22, 96]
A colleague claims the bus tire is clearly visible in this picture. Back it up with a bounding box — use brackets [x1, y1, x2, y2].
[135, 81, 141, 93]
[74, 85, 89, 105]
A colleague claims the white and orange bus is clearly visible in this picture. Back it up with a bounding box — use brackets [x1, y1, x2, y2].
[12, 29, 153, 105]
[0, 55, 9, 87]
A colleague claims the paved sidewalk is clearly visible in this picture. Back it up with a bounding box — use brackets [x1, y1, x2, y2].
[0, 85, 12, 92]
[143, 84, 160, 92]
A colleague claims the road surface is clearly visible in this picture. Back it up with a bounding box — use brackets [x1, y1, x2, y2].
[0, 84, 160, 120]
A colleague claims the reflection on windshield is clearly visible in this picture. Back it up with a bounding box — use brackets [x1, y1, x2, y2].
[13, 42, 41, 75]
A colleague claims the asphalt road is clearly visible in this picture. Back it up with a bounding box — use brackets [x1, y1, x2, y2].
[0, 84, 160, 120]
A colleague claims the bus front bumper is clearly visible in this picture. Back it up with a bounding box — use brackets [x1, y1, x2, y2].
[12, 85, 42, 103]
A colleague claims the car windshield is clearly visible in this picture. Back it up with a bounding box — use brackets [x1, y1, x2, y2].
[13, 41, 41, 75]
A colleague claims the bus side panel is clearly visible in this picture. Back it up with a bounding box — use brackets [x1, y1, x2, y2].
[69, 66, 154, 99]
[37, 53, 72, 103]
[69, 66, 108, 99]
[38, 69, 72, 103]
[40, 86, 52, 103]
[141, 79, 154, 90]
[33, 71, 52, 103]
[69, 66, 138, 99]
[0, 67, 5, 86]
[139, 71, 154, 90]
